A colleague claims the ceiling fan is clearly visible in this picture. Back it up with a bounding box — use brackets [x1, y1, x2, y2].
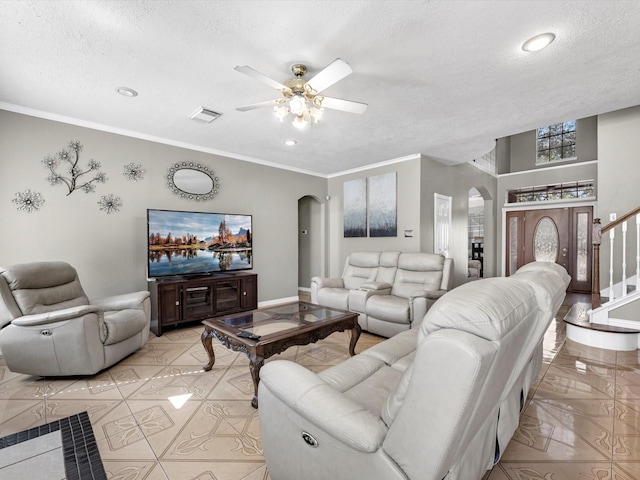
[234, 58, 368, 129]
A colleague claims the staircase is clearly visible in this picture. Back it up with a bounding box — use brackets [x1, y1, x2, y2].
[565, 207, 640, 351]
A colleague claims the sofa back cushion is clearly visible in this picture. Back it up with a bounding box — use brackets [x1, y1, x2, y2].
[0, 261, 89, 316]
[391, 253, 445, 299]
[375, 251, 400, 284]
[419, 277, 537, 341]
[342, 252, 381, 290]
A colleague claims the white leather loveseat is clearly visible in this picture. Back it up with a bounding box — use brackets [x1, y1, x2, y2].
[311, 251, 454, 337]
[259, 262, 570, 480]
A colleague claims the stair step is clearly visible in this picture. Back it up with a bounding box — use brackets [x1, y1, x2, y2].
[563, 302, 640, 334]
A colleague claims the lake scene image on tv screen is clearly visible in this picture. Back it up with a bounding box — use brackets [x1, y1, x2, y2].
[148, 210, 252, 277]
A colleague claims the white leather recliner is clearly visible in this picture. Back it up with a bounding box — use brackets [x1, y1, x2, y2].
[259, 262, 570, 480]
[0, 261, 150, 376]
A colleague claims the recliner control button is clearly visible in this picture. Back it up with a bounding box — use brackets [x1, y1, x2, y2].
[301, 431, 318, 447]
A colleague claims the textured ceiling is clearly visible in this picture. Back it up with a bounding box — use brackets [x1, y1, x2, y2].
[1, 0, 640, 177]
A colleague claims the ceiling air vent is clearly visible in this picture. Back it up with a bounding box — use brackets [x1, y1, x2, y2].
[189, 107, 222, 123]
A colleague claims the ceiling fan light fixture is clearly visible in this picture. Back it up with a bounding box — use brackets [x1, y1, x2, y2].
[292, 114, 309, 130]
[310, 106, 324, 123]
[288, 94, 307, 116]
[274, 105, 288, 122]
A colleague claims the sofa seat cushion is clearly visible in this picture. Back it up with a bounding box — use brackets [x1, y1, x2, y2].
[365, 295, 410, 324]
[102, 309, 148, 345]
[316, 288, 349, 311]
[343, 365, 404, 416]
[318, 353, 404, 416]
[319, 355, 387, 392]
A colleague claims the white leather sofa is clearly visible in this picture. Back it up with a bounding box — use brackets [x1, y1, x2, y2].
[0, 261, 150, 376]
[259, 262, 570, 480]
[311, 251, 454, 337]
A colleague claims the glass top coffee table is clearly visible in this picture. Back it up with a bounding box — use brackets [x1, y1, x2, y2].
[201, 301, 361, 408]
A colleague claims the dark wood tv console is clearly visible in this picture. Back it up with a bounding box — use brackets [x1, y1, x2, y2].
[148, 272, 257, 336]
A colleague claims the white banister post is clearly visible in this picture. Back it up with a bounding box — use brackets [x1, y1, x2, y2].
[622, 221, 628, 297]
[609, 227, 615, 301]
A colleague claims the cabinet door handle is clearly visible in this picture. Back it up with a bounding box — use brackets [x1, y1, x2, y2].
[175, 301, 180, 306]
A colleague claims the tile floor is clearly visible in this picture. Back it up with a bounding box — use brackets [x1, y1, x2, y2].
[0, 295, 638, 480]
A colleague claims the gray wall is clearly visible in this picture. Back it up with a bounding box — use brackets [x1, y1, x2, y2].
[597, 105, 640, 289]
[325, 155, 498, 287]
[326, 157, 422, 277]
[0, 110, 326, 302]
[499, 116, 598, 174]
[419, 157, 497, 286]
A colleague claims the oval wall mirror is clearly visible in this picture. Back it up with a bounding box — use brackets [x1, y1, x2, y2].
[166, 162, 220, 201]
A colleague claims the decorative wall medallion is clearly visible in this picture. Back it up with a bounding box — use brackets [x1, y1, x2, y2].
[98, 194, 122, 214]
[167, 162, 220, 201]
[123, 162, 145, 182]
[12, 189, 45, 213]
[43, 140, 107, 195]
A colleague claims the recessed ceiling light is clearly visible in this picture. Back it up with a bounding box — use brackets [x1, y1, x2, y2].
[522, 32, 556, 52]
[284, 139, 297, 146]
[116, 87, 138, 97]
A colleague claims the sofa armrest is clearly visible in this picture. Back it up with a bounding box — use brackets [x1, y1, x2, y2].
[9, 305, 102, 327]
[91, 291, 150, 311]
[259, 360, 388, 452]
[360, 281, 392, 293]
[310, 277, 344, 289]
[409, 289, 446, 300]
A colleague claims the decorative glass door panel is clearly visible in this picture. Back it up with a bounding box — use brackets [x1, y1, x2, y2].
[215, 280, 241, 313]
[183, 284, 214, 319]
[533, 217, 559, 262]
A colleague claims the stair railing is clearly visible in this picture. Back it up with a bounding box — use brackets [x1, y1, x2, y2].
[592, 206, 640, 308]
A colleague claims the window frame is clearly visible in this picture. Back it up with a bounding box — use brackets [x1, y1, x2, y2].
[536, 120, 577, 165]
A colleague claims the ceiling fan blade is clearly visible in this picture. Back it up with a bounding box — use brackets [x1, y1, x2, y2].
[305, 58, 353, 94]
[320, 96, 368, 114]
[234, 65, 291, 93]
[236, 99, 283, 111]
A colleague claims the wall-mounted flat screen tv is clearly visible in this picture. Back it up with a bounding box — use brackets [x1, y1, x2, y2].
[147, 209, 252, 278]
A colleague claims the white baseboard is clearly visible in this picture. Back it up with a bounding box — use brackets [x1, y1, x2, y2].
[257, 296, 299, 308]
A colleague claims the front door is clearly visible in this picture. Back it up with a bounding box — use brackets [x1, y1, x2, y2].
[506, 206, 592, 292]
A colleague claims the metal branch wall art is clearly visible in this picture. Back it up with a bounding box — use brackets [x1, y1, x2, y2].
[123, 162, 144, 181]
[98, 194, 122, 214]
[12, 189, 45, 213]
[43, 141, 107, 195]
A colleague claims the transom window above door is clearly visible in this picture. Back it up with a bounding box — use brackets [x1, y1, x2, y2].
[506, 180, 594, 204]
[536, 120, 576, 163]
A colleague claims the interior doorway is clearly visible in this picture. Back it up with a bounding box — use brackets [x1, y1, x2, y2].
[468, 188, 485, 279]
[505, 206, 593, 292]
[298, 196, 323, 292]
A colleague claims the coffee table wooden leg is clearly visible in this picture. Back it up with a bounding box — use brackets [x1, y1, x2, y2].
[249, 355, 265, 408]
[201, 327, 216, 371]
[349, 323, 362, 356]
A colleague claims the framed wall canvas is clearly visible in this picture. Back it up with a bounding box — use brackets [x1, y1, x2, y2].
[368, 172, 397, 237]
[343, 178, 367, 237]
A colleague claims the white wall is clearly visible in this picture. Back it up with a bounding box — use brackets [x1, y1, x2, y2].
[0, 110, 326, 302]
